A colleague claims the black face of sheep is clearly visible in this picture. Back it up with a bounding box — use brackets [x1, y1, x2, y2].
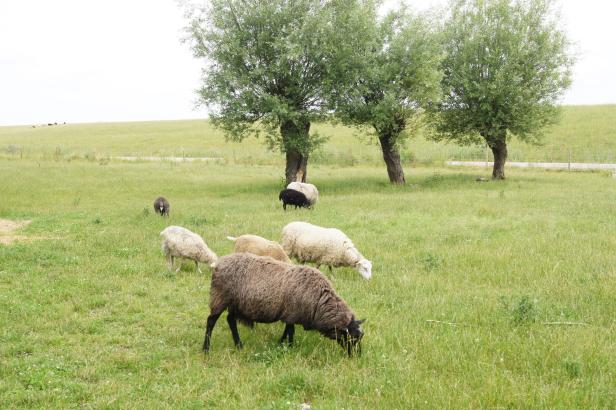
[278, 189, 311, 211]
[153, 197, 170, 216]
[329, 318, 365, 356]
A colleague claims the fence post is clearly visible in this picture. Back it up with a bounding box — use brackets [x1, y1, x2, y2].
[568, 148, 572, 172]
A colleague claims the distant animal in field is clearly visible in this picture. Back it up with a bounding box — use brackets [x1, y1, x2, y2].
[226, 234, 292, 263]
[281, 221, 372, 279]
[287, 181, 319, 206]
[202, 253, 365, 356]
[278, 189, 311, 211]
[153, 197, 170, 216]
[160, 226, 217, 273]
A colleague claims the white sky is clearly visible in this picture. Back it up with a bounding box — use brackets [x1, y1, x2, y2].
[0, 0, 614, 126]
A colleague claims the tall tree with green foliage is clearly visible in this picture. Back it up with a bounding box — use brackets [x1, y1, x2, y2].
[335, 8, 442, 184]
[428, 0, 574, 179]
[186, 0, 376, 184]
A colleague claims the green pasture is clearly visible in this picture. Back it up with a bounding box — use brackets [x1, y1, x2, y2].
[1, 111, 616, 408]
[1, 105, 616, 165]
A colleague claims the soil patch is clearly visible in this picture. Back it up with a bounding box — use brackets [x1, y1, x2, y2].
[0, 219, 32, 245]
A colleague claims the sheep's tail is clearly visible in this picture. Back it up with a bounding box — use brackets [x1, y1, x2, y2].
[226, 236, 237, 242]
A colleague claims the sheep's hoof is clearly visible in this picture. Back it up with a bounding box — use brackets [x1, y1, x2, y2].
[235, 342, 243, 349]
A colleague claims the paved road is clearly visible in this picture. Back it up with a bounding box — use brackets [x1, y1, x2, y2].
[114, 156, 222, 162]
[447, 161, 616, 171]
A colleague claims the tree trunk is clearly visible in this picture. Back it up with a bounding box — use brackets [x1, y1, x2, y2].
[378, 134, 406, 184]
[280, 119, 310, 185]
[489, 138, 508, 180]
[285, 150, 308, 184]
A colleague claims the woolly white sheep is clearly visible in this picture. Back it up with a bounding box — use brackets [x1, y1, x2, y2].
[227, 234, 292, 263]
[160, 226, 218, 273]
[287, 182, 319, 206]
[281, 221, 372, 279]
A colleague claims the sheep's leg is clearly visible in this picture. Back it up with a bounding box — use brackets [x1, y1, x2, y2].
[202, 312, 222, 353]
[195, 261, 203, 274]
[328, 265, 333, 273]
[283, 202, 287, 211]
[166, 254, 173, 270]
[175, 260, 182, 273]
[226, 311, 243, 349]
[279, 324, 295, 345]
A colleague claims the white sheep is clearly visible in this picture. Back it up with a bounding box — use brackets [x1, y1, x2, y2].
[287, 182, 319, 206]
[226, 234, 292, 263]
[281, 221, 372, 280]
[160, 226, 218, 273]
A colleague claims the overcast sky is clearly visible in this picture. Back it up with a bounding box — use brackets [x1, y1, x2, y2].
[0, 0, 614, 126]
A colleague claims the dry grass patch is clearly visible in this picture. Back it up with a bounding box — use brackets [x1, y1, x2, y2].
[0, 219, 31, 245]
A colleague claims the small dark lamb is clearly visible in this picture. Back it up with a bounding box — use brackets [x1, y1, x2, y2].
[153, 197, 170, 216]
[278, 189, 311, 211]
[203, 253, 365, 356]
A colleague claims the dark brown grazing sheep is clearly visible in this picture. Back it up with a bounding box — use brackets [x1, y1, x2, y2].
[278, 189, 311, 211]
[203, 253, 365, 356]
[153, 196, 170, 216]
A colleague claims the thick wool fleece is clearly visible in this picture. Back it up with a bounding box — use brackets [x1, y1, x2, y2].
[287, 182, 319, 205]
[281, 221, 365, 268]
[153, 197, 170, 216]
[209, 253, 354, 334]
[278, 189, 311, 210]
[228, 234, 292, 263]
[161, 226, 218, 265]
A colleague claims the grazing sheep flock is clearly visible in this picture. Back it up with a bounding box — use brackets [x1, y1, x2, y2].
[152, 180, 371, 357]
[203, 253, 364, 356]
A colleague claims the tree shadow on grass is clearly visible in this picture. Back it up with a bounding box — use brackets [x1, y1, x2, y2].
[209, 170, 547, 198]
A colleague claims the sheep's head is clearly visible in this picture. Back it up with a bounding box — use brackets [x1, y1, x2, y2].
[355, 259, 372, 280]
[332, 319, 365, 357]
[198, 247, 218, 268]
[324, 318, 365, 357]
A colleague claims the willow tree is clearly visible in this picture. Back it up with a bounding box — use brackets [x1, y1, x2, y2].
[335, 8, 442, 184]
[428, 0, 574, 179]
[186, 0, 375, 184]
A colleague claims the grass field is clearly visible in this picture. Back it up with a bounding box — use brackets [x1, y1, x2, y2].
[2, 105, 616, 165]
[1, 110, 616, 408]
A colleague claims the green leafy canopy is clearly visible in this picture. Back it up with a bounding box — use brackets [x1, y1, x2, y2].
[186, 0, 377, 155]
[335, 7, 442, 146]
[428, 0, 575, 146]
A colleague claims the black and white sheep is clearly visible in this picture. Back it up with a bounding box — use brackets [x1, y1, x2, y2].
[203, 253, 365, 356]
[278, 189, 311, 211]
[287, 182, 319, 206]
